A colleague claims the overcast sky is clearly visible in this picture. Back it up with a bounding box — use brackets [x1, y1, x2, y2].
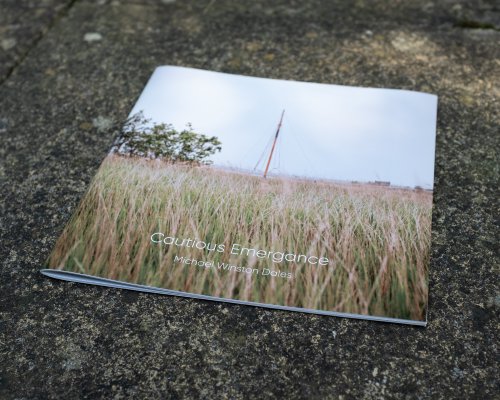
[130, 66, 438, 188]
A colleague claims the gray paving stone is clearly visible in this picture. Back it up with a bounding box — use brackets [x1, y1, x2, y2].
[0, 1, 498, 398]
[0, 0, 74, 82]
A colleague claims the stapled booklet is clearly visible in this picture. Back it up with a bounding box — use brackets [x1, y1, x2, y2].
[42, 66, 438, 325]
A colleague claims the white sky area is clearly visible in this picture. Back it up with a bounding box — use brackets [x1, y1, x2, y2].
[130, 66, 438, 188]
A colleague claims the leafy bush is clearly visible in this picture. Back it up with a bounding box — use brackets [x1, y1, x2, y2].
[112, 112, 221, 164]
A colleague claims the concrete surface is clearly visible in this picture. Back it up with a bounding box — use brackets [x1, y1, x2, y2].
[0, 0, 498, 398]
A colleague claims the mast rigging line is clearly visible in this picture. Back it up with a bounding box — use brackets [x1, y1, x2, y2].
[288, 124, 320, 178]
[253, 109, 318, 178]
[253, 135, 275, 171]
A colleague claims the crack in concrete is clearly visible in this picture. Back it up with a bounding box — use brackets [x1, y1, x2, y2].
[0, 0, 80, 87]
[453, 19, 499, 31]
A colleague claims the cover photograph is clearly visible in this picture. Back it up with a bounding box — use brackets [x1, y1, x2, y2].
[43, 66, 438, 325]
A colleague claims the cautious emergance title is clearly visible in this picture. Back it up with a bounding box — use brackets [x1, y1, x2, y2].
[151, 233, 329, 266]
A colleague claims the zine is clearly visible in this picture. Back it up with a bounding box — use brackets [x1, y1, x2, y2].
[43, 66, 438, 326]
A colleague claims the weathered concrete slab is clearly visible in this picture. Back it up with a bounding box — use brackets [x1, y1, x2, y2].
[0, 0, 74, 82]
[0, 0, 498, 398]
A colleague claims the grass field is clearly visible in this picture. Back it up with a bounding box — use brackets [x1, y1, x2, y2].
[47, 154, 432, 320]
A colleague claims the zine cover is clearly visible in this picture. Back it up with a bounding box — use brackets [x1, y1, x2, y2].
[43, 66, 438, 325]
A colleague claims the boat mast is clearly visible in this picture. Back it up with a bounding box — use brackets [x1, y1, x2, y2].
[263, 109, 285, 178]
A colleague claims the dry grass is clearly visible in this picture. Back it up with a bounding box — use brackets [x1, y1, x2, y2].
[47, 155, 432, 320]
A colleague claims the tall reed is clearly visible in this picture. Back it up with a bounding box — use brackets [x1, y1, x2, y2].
[48, 155, 432, 320]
